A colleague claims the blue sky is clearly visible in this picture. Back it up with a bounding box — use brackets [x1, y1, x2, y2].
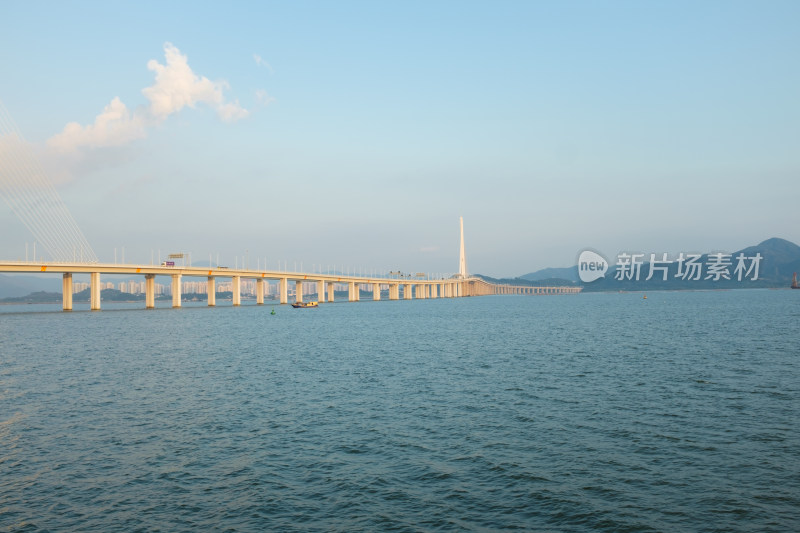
[1, 1, 798, 277]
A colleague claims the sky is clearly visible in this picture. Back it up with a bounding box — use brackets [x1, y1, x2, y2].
[1, 0, 798, 277]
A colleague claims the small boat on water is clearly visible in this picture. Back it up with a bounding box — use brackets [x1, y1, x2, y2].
[792, 272, 799, 289]
[292, 301, 319, 308]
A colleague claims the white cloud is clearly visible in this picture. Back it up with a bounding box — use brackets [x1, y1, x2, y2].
[143, 43, 247, 121]
[255, 89, 276, 106]
[253, 54, 273, 73]
[47, 97, 146, 153]
[217, 100, 250, 122]
[48, 42, 250, 154]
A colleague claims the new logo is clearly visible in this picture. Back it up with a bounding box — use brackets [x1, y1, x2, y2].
[578, 250, 608, 283]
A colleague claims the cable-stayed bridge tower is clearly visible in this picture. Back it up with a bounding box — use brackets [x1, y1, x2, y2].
[458, 216, 467, 278]
[0, 100, 98, 263]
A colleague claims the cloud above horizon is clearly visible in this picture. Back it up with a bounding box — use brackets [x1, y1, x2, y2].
[48, 97, 147, 153]
[48, 43, 254, 154]
[253, 53, 273, 73]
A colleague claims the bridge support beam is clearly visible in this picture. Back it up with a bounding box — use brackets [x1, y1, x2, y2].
[404, 284, 412, 299]
[146, 274, 155, 309]
[295, 281, 303, 303]
[348, 282, 356, 302]
[257, 278, 264, 305]
[171, 274, 181, 308]
[232, 276, 241, 306]
[90, 272, 101, 310]
[207, 277, 216, 306]
[280, 277, 288, 304]
[317, 280, 325, 303]
[373, 283, 380, 301]
[62, 273, 72, 311]
[327, 282, 335, 303]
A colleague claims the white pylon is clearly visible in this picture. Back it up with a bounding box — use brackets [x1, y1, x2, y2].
[458, 216, 467, 278]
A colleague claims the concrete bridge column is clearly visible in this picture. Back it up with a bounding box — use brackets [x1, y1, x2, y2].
[208, 277, 216, 306]
[430, 284, 437, 298]
[232, 276, 241, 306]
[280, 277, 288, 304]
[356, 284, 361, 301]
[145, 274, 155, 308]
[171, 274, 181, 308]
[295, 280, 303, 303]
[327, 282, 335, 302]
[348, 282, 356, 302]
[389, 283, 398, 300]
[90, 272, 101, 310]
[404, 284, 412, 299]
[317, 280, 325, 303]
[257, 278, 264, 305]
[373, 283, 380, 300]
[62, 273, 73, 311]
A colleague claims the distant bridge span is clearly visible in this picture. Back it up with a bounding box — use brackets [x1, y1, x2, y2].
[0, 261, 582, 311]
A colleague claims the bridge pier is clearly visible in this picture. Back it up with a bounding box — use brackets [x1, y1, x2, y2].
[295, 280, 303, 303]
[232, 276, 241, 306]
[257, 278, 264, 305]
[317, 280, 325, 303]
[280, 277, 288, 304]
[373, 283, 380, 300]
[90, 272, 101, 310]
[207, 277, 216, 306]
[62, 273, 72, 311]
[171, 274, 181, 308]
[327, 281, 335, 303]
[146, 274, 155, 308]
[348, 282, 356, 302]
[404, 283, 412, 299]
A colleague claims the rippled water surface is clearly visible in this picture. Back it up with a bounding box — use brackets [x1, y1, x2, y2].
[1, 290, 798, 531]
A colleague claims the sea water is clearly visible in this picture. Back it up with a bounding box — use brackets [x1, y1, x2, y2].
[1, 290, 798, 531]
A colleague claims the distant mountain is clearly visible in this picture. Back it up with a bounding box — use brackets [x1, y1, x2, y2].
[520, 266, 579, 283]
[581, 237, 800, 292]
[511, 237, 800, 292]
[474, 274, 579, 288]
[0, 274, 63, 298]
